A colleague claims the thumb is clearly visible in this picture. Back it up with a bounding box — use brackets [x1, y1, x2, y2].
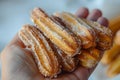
[1, 34, 44, 80]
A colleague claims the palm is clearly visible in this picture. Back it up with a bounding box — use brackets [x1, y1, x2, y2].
[1, 45, 38, 80]
[2, 44, 91, 80]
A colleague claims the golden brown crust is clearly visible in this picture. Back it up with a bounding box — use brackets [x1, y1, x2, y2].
[107, 55, 120, 77]
[83, 19, 113, 50]
[31, 8, 81, 57]
[109, 16, 120, 35]
[114, 30, 120, 45]
[101, 43, 120, 65]
[101, 28, 120, 77]
[19, 25, 61, 77]
[101, 30, 120, 64]
[17, 8, 113, 78]
[54, 12, 96, 49]
[54, 46, 78, 72]
[77, 48, 101, 68]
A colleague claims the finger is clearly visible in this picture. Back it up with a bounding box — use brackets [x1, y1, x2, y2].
[2, 34, 31, 57]
[1, 45, 44, 80]
[75, 7, 89, 18]
[1, 34, 26, 59]
[97, 17, 109, 27]
[87, 9, 102, 21]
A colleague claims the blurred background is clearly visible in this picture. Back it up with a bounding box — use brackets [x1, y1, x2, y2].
[0, 0, 120, 80]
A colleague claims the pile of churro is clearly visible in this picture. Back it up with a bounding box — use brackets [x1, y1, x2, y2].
[18, 8, 112, 78]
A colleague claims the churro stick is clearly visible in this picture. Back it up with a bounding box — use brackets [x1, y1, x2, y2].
[19, 25, 61, 77]
[109, 16, 120, 35]
[107, 55, 120, 77]
[114, 30, 120, 45]
[101, 43, 120, 64]
[54, 12, 96, 49]
[31, 8, 81, 57]
[55, 46, 78, 72]
[83, 19, 113, 50]
[77, 48, 101, 68]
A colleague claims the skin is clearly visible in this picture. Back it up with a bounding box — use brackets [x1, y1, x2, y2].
[1, 7, 109, 80]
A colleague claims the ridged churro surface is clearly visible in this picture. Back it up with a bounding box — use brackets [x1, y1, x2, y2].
[54, 12, 96, 49]
[19, 25, 60, 77]
[31, 8, 81, 57]
[18, 8, 113, 78]
[77, 48, 101, 68]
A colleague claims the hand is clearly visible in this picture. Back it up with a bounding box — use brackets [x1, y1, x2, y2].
[1, 7, 109, 80]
